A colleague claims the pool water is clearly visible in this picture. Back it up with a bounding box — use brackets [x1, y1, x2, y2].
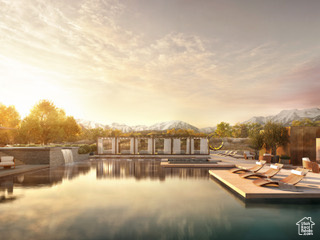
[0, 159, 319, 240]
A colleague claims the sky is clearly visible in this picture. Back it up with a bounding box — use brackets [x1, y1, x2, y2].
[0, 0, 320, 127]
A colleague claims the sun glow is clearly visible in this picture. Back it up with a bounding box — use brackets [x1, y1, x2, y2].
[0, 56, 83, 119]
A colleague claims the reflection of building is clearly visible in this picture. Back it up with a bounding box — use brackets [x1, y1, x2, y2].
[97, 137, 209, 155]
[95, 159, 209, 181]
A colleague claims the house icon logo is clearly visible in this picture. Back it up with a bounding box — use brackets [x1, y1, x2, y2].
[296, 217, 315, 236]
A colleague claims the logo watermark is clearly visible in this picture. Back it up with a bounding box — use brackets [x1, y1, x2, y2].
[296, 217, 315, 236]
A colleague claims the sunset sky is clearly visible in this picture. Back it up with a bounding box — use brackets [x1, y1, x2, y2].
[1, 0, 320, 127]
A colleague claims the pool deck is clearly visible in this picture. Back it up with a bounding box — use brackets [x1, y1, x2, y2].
[0, 165, 49, 178]
[209, 166, 320, 199]
[91, 154, 211, 159]
[160, 161, 234, 168]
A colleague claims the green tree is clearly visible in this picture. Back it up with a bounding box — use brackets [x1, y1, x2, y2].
[292, 118, 320, 127]
[249, 131, 265, 159]
[17, 116, 41, 144]
[19, 100, 81, 144]
[0, 104, 20, 145]
[232, 123, 249, 138]
[263, 121, 289, 156]
[247, 123, 263, 137]
[62, 116, 82, 142]
[215, 122, 232, 137]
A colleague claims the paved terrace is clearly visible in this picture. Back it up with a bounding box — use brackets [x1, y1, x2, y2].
[209, 153, 320, 199]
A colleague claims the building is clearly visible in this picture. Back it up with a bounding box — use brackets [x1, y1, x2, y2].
[290, 126, 320, 165]
[97, 136, 209, 156]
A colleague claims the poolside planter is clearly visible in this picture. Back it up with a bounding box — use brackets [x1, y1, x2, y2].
[280, 158, 291, 164]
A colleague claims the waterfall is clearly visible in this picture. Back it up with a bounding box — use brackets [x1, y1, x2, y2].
[61, 149, 74, 164]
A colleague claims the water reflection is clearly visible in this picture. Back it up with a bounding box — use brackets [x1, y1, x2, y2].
[94, 159, 209, 181]
[0, 159, 209, 200]
[0, 159, 320, 239]
[0, 163, 91, 198]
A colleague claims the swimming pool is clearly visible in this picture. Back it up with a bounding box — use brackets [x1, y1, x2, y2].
[0, 159, 319, 239]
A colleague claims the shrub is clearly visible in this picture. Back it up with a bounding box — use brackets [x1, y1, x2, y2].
[90, 143, 97, 153]
[78, 144, 91, 154]
[280, 155, 290, 159]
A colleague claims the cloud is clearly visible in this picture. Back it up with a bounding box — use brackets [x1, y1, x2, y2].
[0, 0, 319, 125]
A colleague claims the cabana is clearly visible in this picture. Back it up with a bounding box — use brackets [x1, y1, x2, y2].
[97, 136, 209, 156]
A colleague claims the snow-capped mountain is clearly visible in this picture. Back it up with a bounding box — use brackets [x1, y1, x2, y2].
[148, 120, 199, 132]
[199, 126, 217, 133]
[76, 119, 202, 132]
[243, 108, 320, 126]
[77, 108, 320, 133]
[76, 119, 107, 129]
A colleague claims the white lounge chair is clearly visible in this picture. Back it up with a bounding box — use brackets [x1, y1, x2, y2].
[0, 156, 15, 169]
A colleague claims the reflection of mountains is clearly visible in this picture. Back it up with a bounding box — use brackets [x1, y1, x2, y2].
[95, 159, 209, 181]
[0, 163, 91, 195]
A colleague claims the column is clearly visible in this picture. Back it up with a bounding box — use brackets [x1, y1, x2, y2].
[135, 138, 139, 154]
[200, 138, 208, 154]
[98, 138, 103, 154]
[191, 138, 195, 154]
[164, 138, 171, 154]
[148, 138, 153, 154]
[186, 138, 190, 154]
[111, 138, 116, 154]
[173, 138, 181, 154]
[130, 138, 134, 154]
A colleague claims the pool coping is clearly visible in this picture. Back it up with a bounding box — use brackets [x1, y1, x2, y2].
[161, 162, 235, 168]
[0, 165, 50, 179]
[209, 169, 320, 199]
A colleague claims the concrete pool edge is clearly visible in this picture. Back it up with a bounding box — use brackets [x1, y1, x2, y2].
[0, 165, 50, 179]
[209, 170, 320, 199]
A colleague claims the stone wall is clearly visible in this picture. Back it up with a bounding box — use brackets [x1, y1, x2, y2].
[0, 147, 51, 165]
[0, 147, 89, 166]
[67, 148, 89, 162]
[50, 148, 65, 166]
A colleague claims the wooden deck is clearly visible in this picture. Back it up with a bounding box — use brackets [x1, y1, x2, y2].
[209, 169, 320, 199]
[91, 154, 210, 159]
[161, 161, 234, 168]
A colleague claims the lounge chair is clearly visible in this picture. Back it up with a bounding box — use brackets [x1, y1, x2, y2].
[229, 160, 266, 174]
[0, 156, 15, 169]
[311, 162, 320, 173]
[302, 157, 312, 170]
[230, 151, 245, 159]
[220, 150, 231, 156]
[239, 163, 283, 178]
[262, 153, 273, 163]
[244, 151, 254, 160]
[253, 169, 308, 189]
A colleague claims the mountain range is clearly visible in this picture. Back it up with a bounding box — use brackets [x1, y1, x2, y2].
[243, 108, 320, 126]
[77, 107, 320, 133]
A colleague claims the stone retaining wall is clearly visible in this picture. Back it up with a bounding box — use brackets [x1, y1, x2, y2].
[0, 147, 89, 166]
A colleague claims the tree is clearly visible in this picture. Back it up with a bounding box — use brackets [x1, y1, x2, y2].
[19, 100, 81, 144]
[292, 118, 320, 127]
[249, 131, 265, 159]
[0, 104, 20, 145]
[232, 123, 249, 138]
[263, 121, 289, 156]
[247, 123, 263, 137]
[62, 116, 82, 142]
[215, 122, 232, 137]
[17, 116, 41, 144]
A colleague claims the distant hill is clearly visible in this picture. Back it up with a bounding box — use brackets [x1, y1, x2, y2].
[76, 119, 203, 133]
[242, 108, 320, 126]
[77, 107, 320, 133]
